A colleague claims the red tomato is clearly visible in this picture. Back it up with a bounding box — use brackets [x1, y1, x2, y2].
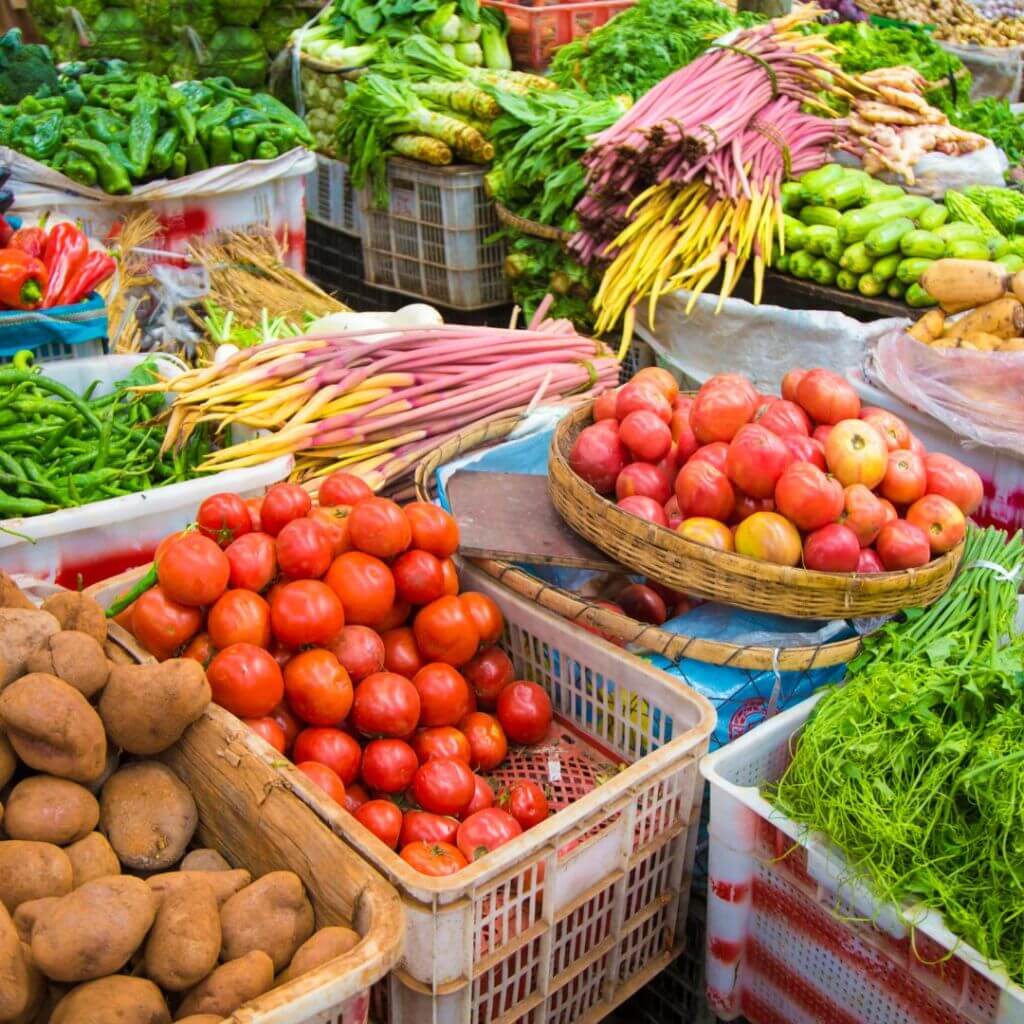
[329, 625, 385, 682]
[803, 523, 860, 573]
[618, 583, 667, 625]
[875, 520, 931, 570]
[730, 493, 775, 525]
[243, 717, 286, 754]
[275, 517, 333, 580]
[616, 380, 672, 423]
[354, 800, 402, 848]
[348, 497, 412, 559]
[924, 453, 984, 516]
[781, 434, 827, 472]
[502, 781, 549, 830]
[270, 580, 345, 648]
[677, 517, 734, 553]
[615, 463, 673, 505]
[411, 663, 474, 727]
[352, 672, 421, 738]
[382, 627, 423, 678]
[861, 408, 910, 451]
[412, 757, 475, 816]
[906, 494, 966, 554]
[674, 461, 735, 522]
[155, 530, 186, 564]
[689, 377, 758, 444]
[297, 761, 346, 805]
[182, 631, 216, 667]
[570, 422, 629, 495]
[456, 808, 522, 862]
[795, 369, 861, 425]
[825, 420, 888, 490]
[856, 548, 885, 573]
[208, 590, 271, 649]
[734, 511, 802, 567]
[463, 647, 514, 707]
[393, 549, 446, 606]
[344, 781, 370, 813]
[459, 711, 507, 770]
[619, 409, 672, 462]
[755, 399, 811, 438]
[270, 700, 302, 750]
[156, 533, 230, 607]
[839, 484, 886, 547]
[774, 461, 845, 532]
[880, 449, 927, 506]
[669, 409, 699, 464]
[378, 600, 411, 632]
[414, 596, 480, 667]
[781, 368, 807, 404]
[309, 507, 350, 557]
[440, 558, 459, 596]
[269, 641, 292, 670]
[325, 552, 396, 628]
[617, 495, 668, 527]
[463, 775, 494, 818]
[293, 726, 362, 784]
[225, 532, 277, 593]
[593, 389, 618, 420]
[197, 493, 253, 547]
[284, 650, 354, 726]
[412, 726, 472, 764]
[497, 682, 553, 745]
[361, 738, 418, 793]
[633, 366, 679, 403]
[260, 483, 312, 537]
[725, 424, 792, 499]
[132, 586, 202, 660]
[246, 498, 263, 533]
[458, 593, 503, 646]
[207, 643, 284, 718]
[400, 810, 459, 848]
[318, 471, 373, 508]
[404, 502, 460, 559]
[400, 840, 467, 876]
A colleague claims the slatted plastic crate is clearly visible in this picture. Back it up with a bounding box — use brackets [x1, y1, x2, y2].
[306, 153, 362, 236]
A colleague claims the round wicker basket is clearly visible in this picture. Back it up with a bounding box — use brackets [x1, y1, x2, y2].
[549, 403, 964, 620]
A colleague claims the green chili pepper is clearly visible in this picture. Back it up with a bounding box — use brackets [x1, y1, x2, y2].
[83, 106, 129, 145]
[165, 86, 196, 146]
[106, 563, 158, 617]
[107, 141, 138, 179]
[184, 141, 209, 174]
[208, 125, 233, 166]
[196, 98, 235, 142]
[64, 154, 98, 188]
[258, 123, 296, 152]
[226, 107, 266, 130]
[66, 138, 132, 194]
[176, 80, 214, 109]
[0, 491, 56, 517]
[232, 127, 257, 160]
[148, 126, 180, 176]
[17, 95, 66, 114]
[129, 94, 161, 176]
[255, 140, 277, 161]
[11, 111, 63, 161]
[0, 370, 103, 431]
[169, 151, 187, 179]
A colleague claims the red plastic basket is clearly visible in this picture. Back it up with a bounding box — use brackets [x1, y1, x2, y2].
[482, 0, 635, 70]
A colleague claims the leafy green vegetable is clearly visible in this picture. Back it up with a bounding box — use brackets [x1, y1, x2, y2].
[942, 96, 1024, 170]
[825, 21, 962, 85]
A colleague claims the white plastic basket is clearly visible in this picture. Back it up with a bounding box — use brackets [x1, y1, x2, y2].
[307, 153, 362, 236]
[700, 695, 1024, 1024]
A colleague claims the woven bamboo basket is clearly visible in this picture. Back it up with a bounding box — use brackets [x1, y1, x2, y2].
[413, 413, 862, 670]
[549, 404, 964, 620]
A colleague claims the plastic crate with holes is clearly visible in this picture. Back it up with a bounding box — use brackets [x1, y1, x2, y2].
[306, 153, 362, 236]
[700, 693, 1024, 1024]
[358, 158, 510, 311]
[0, 293, 107, 364]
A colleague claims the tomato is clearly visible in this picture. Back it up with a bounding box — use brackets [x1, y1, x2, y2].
[132, 586, 202, 660]
[325, 552, 395, 628]
[839, 484, 886, 547]
[329, 625, 385, 682]
[463, 775, 494, 818]
[774, 461, 844, 532]
[297, 761, 346, 805]
[803, 523, 860, 572]
[689, 378, 758, 444]
[270, 700, 302, 750]
[260, 483, 312, 537]
[378, 600, 411, 632]
[309, 507, 351, 557]
[182, 631, 216, 667]
[400, 840, 468, 876]
[270, 580, 345, 648]
[755, 399, 811, 438]
[878, 498, 898, 524]
[354, 800, 403, 848]
[155, 530, 186, 564]
[633, 366, 679, 403]
[880, 449, 927, 506]
[412, 726, 472, 764]
[456, 808, 522, 862]
[619, 410, 672, 463]
[318, 471, 373, 508]
[496, 682, 552, 745]
[502, 781, 549, 830]
[593, 390, 618, 421]
[615, 463, 673, 505]
[157, 533, 230, 607]
[734, 511, 802, 567]
[463, 647, 514, 707]
[617, 495, 668, 527]
[382, 627, 423, 678]
[269, 641, 293, 670]
[924, 453, 984, 516]
[414, 596, 480, 667]
[207, 643, 284, 718]
[875, 519, 931, 570]
[730, 493, 775, 525]
[360, 738, 418, 793]
[284, 650, 353, 726]
[412, 757, 475, 817]
[824, 420, 888, 490]
[687, 441, 729, 474]
[860, 408, 910, 451]
[275, 517, 333, 580]
[293, 726, 362, 784]
[197, 493, 253, 548]
[440, 558, 459, 597]
[669, 409, 699, 463]
[781, 368, 807, 404]
[813, 425, 833, 446]
[781, 434, 827, 472]
[616, 381, 672, 423]
[677, 517, 734, 552]
[393, 549, 446, 606]
[795, 369, 861, 425]
[344, 781, 369, 813]
[618, 583, 667, 625]
[400, 810, 459, 848]
[348, 497, 412, 559]
[906, 494, 966, 554]
[404, 502, 460, 559]
[458, 593, 503, 646]
[460, 711, 507, 770]
[208, 590, 271, 649]
[856, 548, 885, 573]
[352, 672, 421, 738]
[243, 717, 286, 754]
[225, 532, 277, 593]
[410, 663, 474, 728]
[246, 498, 263, 533]
[726, 424, 792, 499]
[569, 423, 628, 494]
[674, 461, 735, 522]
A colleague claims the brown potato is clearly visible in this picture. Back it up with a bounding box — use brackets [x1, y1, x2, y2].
[0, 841, 72, 912]
[26, 631, 109, 698]
[0, 571, 34, 611]
[175, 1017, 222, 1024]
[50, 975, 170, 1024]
[0, 609, 60, 688]
[0, 673, 106, 783]
[144, 879, 221, 992]
[148, 869, 251, 907]
[31, 875, 157, 982]
[220, 871, 314, 973]
[12, 896, 59, 942]
[40, 593, 106, 645]
[0, 730, 14, 789]
[0, 902, 38, 1020]
[277, 926, 360, 986]
[65, 832, 120, 889]
[180, 849, 231, 872]
[99, 660, 210, 756]
[175, 950, 274, 1019]
[100, 762, 197, 872]
[3, 776, 99, 845]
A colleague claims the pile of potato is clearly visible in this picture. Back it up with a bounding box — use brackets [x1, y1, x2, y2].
[860, 0, 1024, 46]
[0, 573, 360, 1024]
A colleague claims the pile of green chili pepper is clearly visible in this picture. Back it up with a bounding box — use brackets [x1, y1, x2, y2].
[0, 60, 313, 194]
[0, 352, 212, 519]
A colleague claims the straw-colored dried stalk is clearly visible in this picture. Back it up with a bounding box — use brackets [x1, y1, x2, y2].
[102, 209, 164, 354]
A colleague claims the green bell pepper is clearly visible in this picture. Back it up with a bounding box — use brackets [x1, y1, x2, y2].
[10, 111, 63, 161]
[83, 107, 129, 145]
[64, 155, 98, 188]
[65, 138, 132, 194]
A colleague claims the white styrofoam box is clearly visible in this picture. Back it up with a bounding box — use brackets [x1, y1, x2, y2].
[0, 355, 291, 586]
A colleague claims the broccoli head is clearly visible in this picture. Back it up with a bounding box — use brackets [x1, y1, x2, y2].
[0, 30, 61, 105]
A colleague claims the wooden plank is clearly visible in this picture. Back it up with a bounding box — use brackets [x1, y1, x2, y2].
[447, 471, 622, 571]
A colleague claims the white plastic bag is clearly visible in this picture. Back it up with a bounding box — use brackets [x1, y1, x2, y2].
[940, 39, 1024, 101]
[834, 143, 1008, 197]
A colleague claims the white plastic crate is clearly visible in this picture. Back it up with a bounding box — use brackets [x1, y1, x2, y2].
[701, 695, 1024, 1024]
[358, 158, 510, 310]
[306, 153, 362, 236]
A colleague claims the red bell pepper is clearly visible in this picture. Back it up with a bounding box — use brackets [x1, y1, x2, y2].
[41, 222, 88, 308]
[0, 250, 48, 309]
[58, 249, 116, 306]
[9, 225, 49, 261]
[0, 218, 13, 249]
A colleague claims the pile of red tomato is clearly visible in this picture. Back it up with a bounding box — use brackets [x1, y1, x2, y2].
[570, 366, 983, 609]
[119, 477, 556, 877]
